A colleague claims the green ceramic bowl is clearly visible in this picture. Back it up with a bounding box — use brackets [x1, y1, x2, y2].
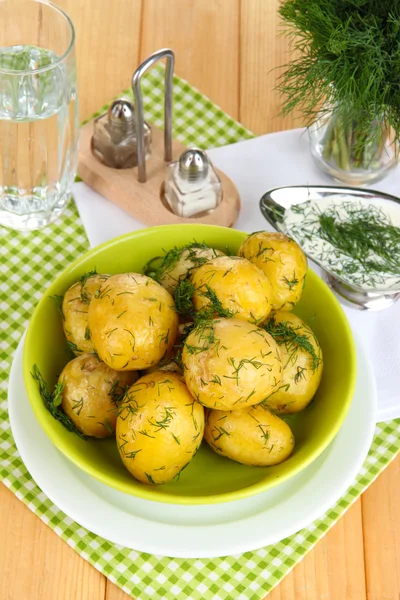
[23, 225, 357, 505]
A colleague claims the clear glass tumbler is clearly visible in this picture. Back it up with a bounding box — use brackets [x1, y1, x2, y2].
[0, 0, 79, 230]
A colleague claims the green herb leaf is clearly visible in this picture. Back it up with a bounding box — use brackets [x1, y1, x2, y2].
[31, 365, 88, 440]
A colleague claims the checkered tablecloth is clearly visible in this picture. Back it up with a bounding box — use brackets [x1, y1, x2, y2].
[1, 66, 400, 600]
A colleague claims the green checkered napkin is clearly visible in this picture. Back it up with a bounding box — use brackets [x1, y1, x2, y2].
[1, 66, 400, 600]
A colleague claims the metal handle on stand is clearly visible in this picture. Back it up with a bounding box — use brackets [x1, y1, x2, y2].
[132, 48, 175, 183]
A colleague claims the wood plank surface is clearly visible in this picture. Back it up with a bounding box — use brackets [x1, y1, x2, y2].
[0, 484, 106, 600]
[362, 455, 400, 600]
[1, 1, 399, 599]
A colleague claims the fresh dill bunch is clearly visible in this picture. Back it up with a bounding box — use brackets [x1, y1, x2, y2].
[278, 1, 400, 150]
[263, 317, 321, 372]
[31, 365, 88, 440]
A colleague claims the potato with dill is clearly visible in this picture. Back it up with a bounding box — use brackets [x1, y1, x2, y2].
[238, 231, 307, 311]
[88, 273, 178, 371]
[182, 318, 282, 410]
[261, 311, 323, 413]
[116, 371, 205, 484]
[144, 242, 225, 295]
[205, 404, 294, 466]
[191, 255, 273, 324]
[59, 272, 110, 355]
[58, 353, 137, 438]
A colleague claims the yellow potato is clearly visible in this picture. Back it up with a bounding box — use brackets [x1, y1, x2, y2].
[191, 255, 272, 324]
[205, 404, 294, 466]
[62, 273, 109, 355]
[261, 311, 323, 413]
[88, 273, 178, 371]
[59, 353, 137, 438]
[238, 231, 307, 311]
[116, 371, 205, 484]
[157, 244, 225, 295]
[182, 318, 282, 410]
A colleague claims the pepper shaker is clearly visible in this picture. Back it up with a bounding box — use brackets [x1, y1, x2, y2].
[164, 148, 223, 218]
[92, 98, 152, 169]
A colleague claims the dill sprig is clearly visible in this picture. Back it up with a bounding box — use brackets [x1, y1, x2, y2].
[174, 279, 196, 319]
[286, 200, 400, 288]
[278, 1, 400, 153]
[31, 365, 88, 440]
[197, 285, 235, 320]
[50, 295, 65, 320]
[78, 269, 97, 287]
[318, 209, 400, 276]
[263, 317, 321, 372]
[143, 242, 212, 282]
[108, 379, 131, 406]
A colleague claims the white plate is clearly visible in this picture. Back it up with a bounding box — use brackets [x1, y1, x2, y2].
[8, 335, 376, 558]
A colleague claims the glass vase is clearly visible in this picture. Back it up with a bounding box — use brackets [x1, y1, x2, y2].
[309, 107, 397, 186]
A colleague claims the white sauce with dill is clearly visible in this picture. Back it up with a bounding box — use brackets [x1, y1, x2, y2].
[282, 195, 400, 291]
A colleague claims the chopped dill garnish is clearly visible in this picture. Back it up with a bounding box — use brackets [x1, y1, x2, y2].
[50, 295, 65, 320]
[108, 379, 130, 405]
[148, 406, 176, 432]
[198, 285, 235, 319]
[174, 279, 196, 319]
[72, 397, 84, 415]
[84, 326, 91, 341]
[145, 473, 155, 484]
[102, 418, 113, 434]
[143, 242, 212, 282]
[285, 200, 400, 289]
[66, 340, 82, 357]
[263, 316, 321, 372]
[31, 365, 88, 440]
[78, 269, 97, 287]
[171, 433, 181, 445]
[283, 275, 299, 290]
[294, 366, 307, 383]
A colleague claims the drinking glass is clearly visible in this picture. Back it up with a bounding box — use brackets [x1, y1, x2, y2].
[0, 0, 79, 230]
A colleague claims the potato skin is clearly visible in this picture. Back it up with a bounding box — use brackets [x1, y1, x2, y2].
[205, 404, 294, 466]
[191, 255, 272, 324]
[262, 311, 323, 413]
[62, 274, 109, 355]
[59, 353, 137, 438]
[238, 231, 307, 311]
[116, 372, 205, 484]
[88, 273, 178, 371]
[182, 318, 282, 410]
[159, 246, 224, 295]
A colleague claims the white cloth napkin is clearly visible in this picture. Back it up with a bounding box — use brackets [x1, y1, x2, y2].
[73, 128, 400, 422]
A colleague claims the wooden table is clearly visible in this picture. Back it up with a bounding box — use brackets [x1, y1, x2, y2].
[2, 2, 399, 599]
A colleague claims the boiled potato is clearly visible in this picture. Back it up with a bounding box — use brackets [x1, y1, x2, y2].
[205, 404, 294, 466]
[62, 273, 109, 355]
[238, 231, 307, 311]
[182, 318, 282, 410]
[116, 371, 205, 484]
[261, 311, 323, 413]
[146, 243, 225, 295]
[88, 273, 178, 371]
[59, 353, 137, 438]
[191, 255, 272, 324]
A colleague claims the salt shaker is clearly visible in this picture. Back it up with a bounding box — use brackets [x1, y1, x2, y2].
[164, 149, 222, 217]
[92, 98, 152, 169]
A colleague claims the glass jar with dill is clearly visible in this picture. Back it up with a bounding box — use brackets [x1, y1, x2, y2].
[278, 1, 400, 184]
